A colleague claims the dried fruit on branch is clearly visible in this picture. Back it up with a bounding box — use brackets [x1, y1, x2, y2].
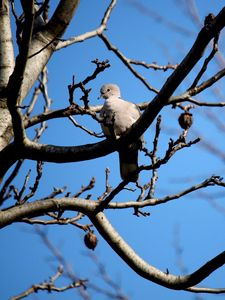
[84, 230, 98, 250]
[178, 112, 193, 130]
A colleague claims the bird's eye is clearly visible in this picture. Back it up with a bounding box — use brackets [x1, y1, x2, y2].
[107, 88, 110, 92]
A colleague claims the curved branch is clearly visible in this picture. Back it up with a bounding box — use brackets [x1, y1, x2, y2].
[186, 286, 225, 294]
[90, 211, 225, 290]
[1, 191, 225, 291]
[0, 197, 96, 228]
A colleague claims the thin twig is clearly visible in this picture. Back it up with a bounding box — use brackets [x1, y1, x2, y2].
[188, 14, 218, 90]
[21, 161, 44, 203]
[73, 177, 96, 198]
[41, 186, 67, 200]
[0, 159, 24, 204]
[99, 34, 159, 93]
[97, 168, 112, 202]
[68, 115, 103, 138]
[55, 0, 117, 50]
[95, 179, 129, 212]
[22, 215, 92, 231]
[108, 175, 224, 209]
[129, 59, 178, 71]
[11, 266, 86, 300]
[140, 131, 200, 173]
[146, 115, 161, 198]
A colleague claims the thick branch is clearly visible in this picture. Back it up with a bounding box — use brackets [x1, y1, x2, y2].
[0, 197, 96, 228]
[0, 0, 15, 150]
[1, 176, 222, 227]
[0, 0, 14, 92]
[1, 8, 225, 179]
[90, 211, 225, 290]
[15, 0, 80, 106]
[7, 1, 35, 144]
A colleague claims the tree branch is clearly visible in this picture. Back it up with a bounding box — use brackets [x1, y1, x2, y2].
[99, 33, 159, 94]
[90, 211, 225, 290]
[7, 1, 35, 144]
[11, 266, 86, 300]
[55, 0, 117, 50]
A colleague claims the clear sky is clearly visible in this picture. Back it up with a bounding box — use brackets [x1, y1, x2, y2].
[1, 1, 225, 300]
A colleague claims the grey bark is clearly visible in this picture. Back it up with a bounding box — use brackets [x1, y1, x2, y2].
[0, 0, 14, 150]
[0, 0, 80, 152]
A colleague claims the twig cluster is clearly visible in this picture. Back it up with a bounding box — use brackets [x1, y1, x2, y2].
[11, 266, 85, 300]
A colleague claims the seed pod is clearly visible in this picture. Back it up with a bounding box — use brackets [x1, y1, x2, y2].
[178, 112, 193, 130]
[84, 230, 98, 250]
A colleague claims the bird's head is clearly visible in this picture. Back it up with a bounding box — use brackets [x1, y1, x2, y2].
[99, 84, 121, 99]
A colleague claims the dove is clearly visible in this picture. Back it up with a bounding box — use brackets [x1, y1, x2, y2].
[99, 84, 142, 182]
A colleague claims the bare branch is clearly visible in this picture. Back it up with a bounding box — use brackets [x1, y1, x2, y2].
[11, 266, 86, 300]
[55, 0, 117, 50]
[146, 115, 161, 198]
[99, 34, 159, 93]
[87, 253, 129, 300]
[129, 59, 178, 71]
[73, 177, 96, 198]
[0, 175, 224, 229]
[21, 161, 44, 203]
[188, 15, 219, 90]
[67, 59, 110, 107]
[34, 226, 90, 299]
[108, 175, 225, 209]
[7, 2, 35, 144]
[24, 104, 101, 128]
[141, 134, 200, 173]
[22, 214, 92, 231]
[95, 179, 129, 212]
[186, 286, 225, 294]
[97, 168, 113, 202]
[0, 159, 24, 204]
[90, 211, 225, 291]
[68, 115, 103, 138]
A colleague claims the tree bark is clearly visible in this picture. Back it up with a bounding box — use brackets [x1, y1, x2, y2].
[0, 0, 14, 150]
[0, 0, 80, 152]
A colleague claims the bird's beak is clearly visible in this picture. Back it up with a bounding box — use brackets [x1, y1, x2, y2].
[98, 93, 103, 100]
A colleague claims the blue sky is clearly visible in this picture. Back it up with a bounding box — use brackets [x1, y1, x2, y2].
[1, 1, 225, 300]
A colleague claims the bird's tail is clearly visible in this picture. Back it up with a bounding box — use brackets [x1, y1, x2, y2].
[119, 144, 139, 182]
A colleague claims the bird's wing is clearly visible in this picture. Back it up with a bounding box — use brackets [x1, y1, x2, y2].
[100, 96, 142, 182]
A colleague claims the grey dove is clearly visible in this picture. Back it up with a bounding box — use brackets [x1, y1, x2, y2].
[99, 84, 142, 182]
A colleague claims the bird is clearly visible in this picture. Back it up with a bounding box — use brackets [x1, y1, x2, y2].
[99, 83, 143, 182]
